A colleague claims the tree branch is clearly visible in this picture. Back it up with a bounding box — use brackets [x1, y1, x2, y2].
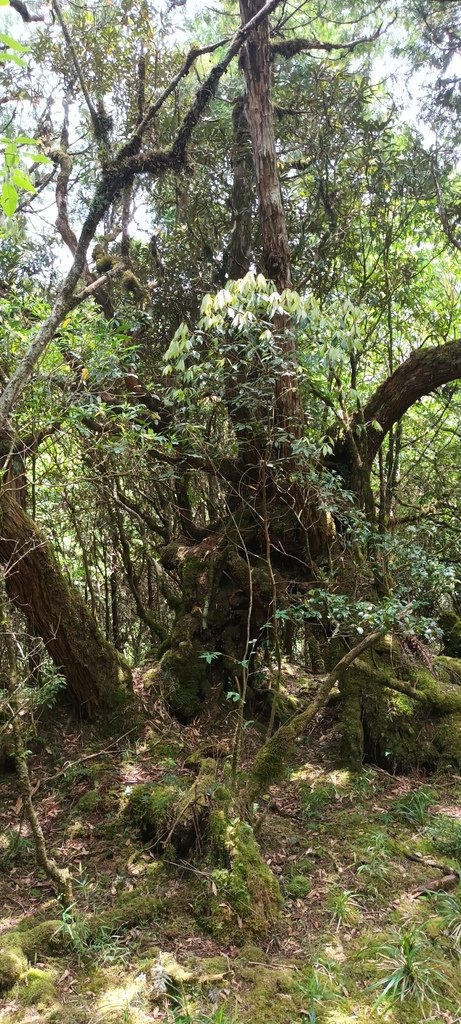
[271, 20, 391, 58]
[51, 0, 107, 149]
[361, 339, 461, 463]
[0, 0, 283, 429]
[9, 0, 45, 22]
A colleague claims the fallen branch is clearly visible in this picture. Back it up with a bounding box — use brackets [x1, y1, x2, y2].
[405, 874, 459, 899]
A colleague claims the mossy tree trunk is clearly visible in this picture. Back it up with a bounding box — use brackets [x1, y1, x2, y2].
[160, 534, 251, 721]
[0, 487, 132, 715]
[0, 575, 73, 902]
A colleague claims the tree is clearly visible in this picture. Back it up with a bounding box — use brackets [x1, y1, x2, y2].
[2, 0, 461, 756]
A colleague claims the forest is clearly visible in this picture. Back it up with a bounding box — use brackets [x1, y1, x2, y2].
[2, 0, 461, 1021]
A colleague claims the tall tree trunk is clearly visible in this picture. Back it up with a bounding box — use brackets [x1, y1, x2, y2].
[0, 486, 132, 716]
[225, 96, 254, 281]
[239, 0, 291, 290]
[239, 0, 302, 436]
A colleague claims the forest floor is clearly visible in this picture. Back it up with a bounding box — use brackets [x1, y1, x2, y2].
[1, 677, 461, 1024]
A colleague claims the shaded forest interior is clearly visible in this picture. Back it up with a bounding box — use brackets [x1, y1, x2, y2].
[3, 0, 461, 1022]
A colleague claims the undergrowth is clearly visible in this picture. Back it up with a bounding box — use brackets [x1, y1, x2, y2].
[2, 717, 461, 1024]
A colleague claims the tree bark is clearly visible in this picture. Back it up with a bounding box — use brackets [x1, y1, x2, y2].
[239, 0, 303, 441]
[239, 0, 291, 290]
[0, 486, 132, 715]
[225, 96, 254, 281]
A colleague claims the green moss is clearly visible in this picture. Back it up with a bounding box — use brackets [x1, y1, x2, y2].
[95, 253, 115, 273]
[0, 892, 159, 998]
[8, 919, 66, 958]
[355, 664, 436, 773]
[159, 549, 221, 721]
[439, 612, 461, 658]
[145, 735, 186, 763]
[202, 812, 282, 939]
[237, 942, 269, 963]
[121, 269, 144, 301]
[124, 781, 181, 845]
[235, 962, 297, 1023]
[0, 947, 27, 991]
[87, 891, 161, 936]
[125, 764, 222, 857]
[339, 676, 364, 769]
[181, 553, 204, 591]
[284, 874, 311, 898]
[160, 637, 209, 721]
[436, 655, 461, 684]
[73, 789, 103, 813]
[433, 714, 461, 768]
[423, 915, 444, 939]
[249, 728, 297, 796]
[19, 967, 57, 1007]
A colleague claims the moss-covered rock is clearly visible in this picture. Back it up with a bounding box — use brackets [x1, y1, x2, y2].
[7, 918, 66, 958]
[125, 762, 223, 857]
[0, 916, 70, 993]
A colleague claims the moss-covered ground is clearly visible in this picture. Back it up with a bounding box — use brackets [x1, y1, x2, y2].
[1, 685, 461, 1024]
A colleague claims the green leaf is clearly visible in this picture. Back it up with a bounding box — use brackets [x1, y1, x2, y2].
[0, 51, 27, 67]
[199, 651, 222, 664]
[22, 153, 51, 164]
[1, 181, 18, 217]
[9, 135, 37, 145]
[12, 168, 35, 192]
[0, 32, 29, 51]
